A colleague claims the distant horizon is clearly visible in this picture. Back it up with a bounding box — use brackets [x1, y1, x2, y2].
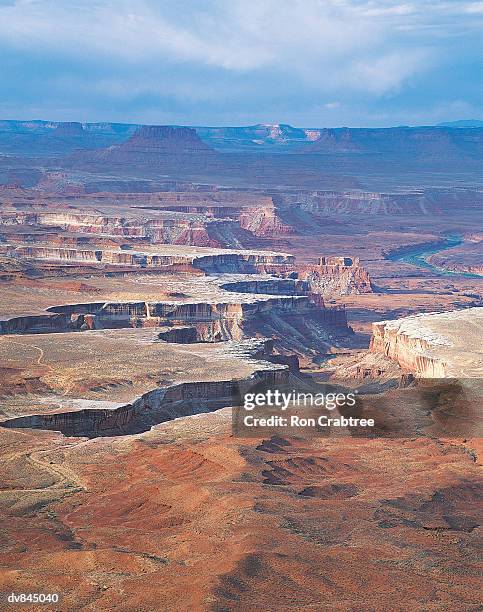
[2, 118, 483, 130]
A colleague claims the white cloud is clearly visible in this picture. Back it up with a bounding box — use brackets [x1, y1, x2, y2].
[0, 0, 456, 93]
[0, 0, 481, 124]
[465, 1, 483, 13]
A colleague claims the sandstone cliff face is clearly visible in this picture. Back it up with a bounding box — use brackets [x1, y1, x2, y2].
[5, 239, 294, 272]
[194, 252, 294, 274]
[370, 320, 447, 377]
[299, 256, 373, 297]
[369, 309, 483, 378]
[1, 294, 316, 336]
[146, 221, 222, 247]
[12, 246, 102, 263]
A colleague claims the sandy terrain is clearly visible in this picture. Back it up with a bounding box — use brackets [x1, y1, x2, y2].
[1, 410, 481, 610]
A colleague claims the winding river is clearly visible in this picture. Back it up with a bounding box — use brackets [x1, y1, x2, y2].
[387, 234, 482, 279]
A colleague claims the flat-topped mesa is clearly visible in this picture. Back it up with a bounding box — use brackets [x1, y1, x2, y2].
[11, 246, 102, 263]
[370, 308, 483, 378]
[52, 121, 85, 136]
[128, 125, 212, 152]
[72, 125, 219, 170]
[1, 295, 351, 345]
[276, 189, 482, 216]
[0, 211, 136, 234]
[298, 256, 373, 297]
[193, 252, 295, 274]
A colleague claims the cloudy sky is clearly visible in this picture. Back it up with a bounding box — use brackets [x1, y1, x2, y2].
[0, 0, 482, 126]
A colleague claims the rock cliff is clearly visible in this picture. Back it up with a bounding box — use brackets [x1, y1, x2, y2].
[4, 243, 294, 272]
[276, 187, 483, 216]
[370, 308, 483, 378]
[299, 256, 373, 297]
[307, 126, 483, 163]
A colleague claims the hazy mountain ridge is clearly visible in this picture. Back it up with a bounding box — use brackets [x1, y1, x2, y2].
[1, 119, 482, 157]
[1, 120, 483, 190]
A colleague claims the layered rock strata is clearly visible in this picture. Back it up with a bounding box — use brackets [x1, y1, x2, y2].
[4, 243, 294, 273]
[370, 308, 483, 378]
[0, 295, 313, 336]
[299, 256, 373, 297]
[70, 125, 219, 173]
[276, 187, 483, 216]
[0, 210, 225, 247]
[238, 202, 293, 237]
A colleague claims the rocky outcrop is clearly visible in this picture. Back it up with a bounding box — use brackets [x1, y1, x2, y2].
[370, 308, 483, 378]
[157, 321, 243, 343]
[194, 252, 294, 274]
[298, 256, 373, 297]
[11, 246, 102, 263]
[0, 291, 350, 348]
[0, 293, 314, 336]
[158, 326, 200, 343]
[0, 311, 96, 334]
[0, 211, 223, 247]
[371, 320, 449, 377]
[239, 202, 293, 237]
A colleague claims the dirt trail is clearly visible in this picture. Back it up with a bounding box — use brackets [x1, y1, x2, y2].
[7, 338, 53, 372]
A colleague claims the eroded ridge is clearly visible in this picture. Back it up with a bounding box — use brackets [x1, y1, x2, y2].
[0, 338, 292, 437]
[370, 308, 483, 378]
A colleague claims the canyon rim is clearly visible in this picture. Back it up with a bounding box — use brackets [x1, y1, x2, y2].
[0, 2, 482, 611]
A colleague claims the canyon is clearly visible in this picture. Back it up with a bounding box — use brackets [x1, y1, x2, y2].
[0, 121, 481, 611]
